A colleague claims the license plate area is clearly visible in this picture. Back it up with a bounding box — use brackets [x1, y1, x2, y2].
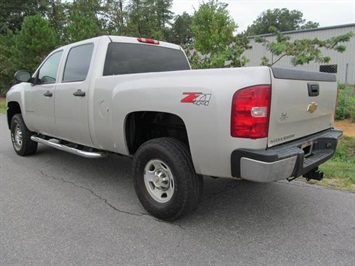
[301, 142, 314, 158]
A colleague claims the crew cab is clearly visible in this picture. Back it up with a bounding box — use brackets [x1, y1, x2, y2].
[6, 36, 342, 220]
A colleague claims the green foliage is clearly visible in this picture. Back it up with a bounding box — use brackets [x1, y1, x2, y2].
[246, 8, 319, 36]
[14, 15, 58, 72]
[0, 31, 17, 94]
[0, 97, 6, 112]
[351, 107, 355, 123]
[187, 34, 250, 69]
[0, 15, 58, 94]
[46, 0, 69, 44]
[300, 21, 320, 30]
[0, 94, 6, 111]
[189, 0, 250, 69]
[321, 136, 355, 187]
[126, 0, 173, 40]
[0, 0, 48, 34]
[192, 0, 235, 54]
[170, 12, 193, 45]
[102, 0, 126, 35]
[331, 136, 355, 163]
[336, 84, 355, 121]
[64, 0, 106, 43]
[256, 28, 355, 66]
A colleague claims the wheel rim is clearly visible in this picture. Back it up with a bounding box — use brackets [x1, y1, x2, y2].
[12, 122, 23, 151]
[144, 159, 175, 203]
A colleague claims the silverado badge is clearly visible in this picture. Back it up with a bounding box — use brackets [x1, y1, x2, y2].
[307, 102, 318, 113]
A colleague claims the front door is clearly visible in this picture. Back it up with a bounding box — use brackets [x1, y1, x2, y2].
[24, 50, 63, 136]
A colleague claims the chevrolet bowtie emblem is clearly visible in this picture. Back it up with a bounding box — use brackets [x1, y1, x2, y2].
[307, 102, 318, 113]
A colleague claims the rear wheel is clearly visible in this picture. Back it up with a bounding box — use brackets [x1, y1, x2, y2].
[132, 138, 203, 221]
[10, 114, 37, 156]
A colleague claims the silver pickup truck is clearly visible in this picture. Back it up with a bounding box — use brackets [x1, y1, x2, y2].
[6, 36, 342, 220]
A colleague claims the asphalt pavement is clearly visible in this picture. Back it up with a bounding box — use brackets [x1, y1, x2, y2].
[1, 114, 354, 265]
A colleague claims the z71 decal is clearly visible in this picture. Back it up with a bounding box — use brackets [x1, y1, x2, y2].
[181, 92, 212, 106]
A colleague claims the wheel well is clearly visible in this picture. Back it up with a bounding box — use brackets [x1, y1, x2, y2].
[125, 112, 189, 154]
[7, 102, 21, 129]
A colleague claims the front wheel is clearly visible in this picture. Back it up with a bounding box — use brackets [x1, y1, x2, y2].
[10, 114, 37, 156]
[132, 138, 203, 221]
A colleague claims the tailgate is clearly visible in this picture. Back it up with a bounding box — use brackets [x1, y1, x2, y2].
[268, 67, 337, 148]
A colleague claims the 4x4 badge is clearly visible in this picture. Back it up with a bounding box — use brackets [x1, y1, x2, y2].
[181, 92, 211, 106]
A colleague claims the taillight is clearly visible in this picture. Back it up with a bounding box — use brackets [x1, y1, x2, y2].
[231, 85, 271, 138]
[137, 38, 160, 45]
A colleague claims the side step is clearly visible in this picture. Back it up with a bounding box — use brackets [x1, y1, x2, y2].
[31, 136, 108, 159]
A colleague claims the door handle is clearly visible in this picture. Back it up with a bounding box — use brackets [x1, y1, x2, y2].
[308, 83, 319, 97]
[43, 91, 53, 97]
[73, 89, 86, 97]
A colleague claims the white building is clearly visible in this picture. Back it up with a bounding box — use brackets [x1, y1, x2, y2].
[243, 23, 355, 84]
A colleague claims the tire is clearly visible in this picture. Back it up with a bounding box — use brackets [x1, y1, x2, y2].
[10, 114, 38, 156]
[132, 138, 203, 221]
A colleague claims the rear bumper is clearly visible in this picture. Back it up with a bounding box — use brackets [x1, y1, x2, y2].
[231, 128, 343, 182]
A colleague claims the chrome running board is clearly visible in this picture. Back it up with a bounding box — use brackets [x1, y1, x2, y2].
[31, 136, 108, 159]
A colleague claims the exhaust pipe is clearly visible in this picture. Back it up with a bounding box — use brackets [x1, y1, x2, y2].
[304, 168, 324, 181]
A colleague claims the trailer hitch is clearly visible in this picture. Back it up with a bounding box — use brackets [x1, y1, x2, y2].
[304, 168, 324, 181]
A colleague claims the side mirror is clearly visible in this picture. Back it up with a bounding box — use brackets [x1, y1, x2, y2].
[14, 70, 32, 82]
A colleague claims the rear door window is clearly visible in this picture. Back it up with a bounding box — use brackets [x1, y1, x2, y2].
[103, 43, 190, 76]
[63, 43, 94, 82]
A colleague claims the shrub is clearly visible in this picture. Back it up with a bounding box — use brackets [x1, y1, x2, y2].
[336, 83, 355, 121]
[350, 101, 355, 122]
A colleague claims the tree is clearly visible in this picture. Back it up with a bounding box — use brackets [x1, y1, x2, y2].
[146, 0, 174, 40]
[255, 27, 355, 66]
[64, 0, 106, 43]
[103, 0, 127, 34]
[192, 0, 235, 54]
[152, 0, 173, 29]
[0, 0, 48, 34]
[300, 21, 320, 30]
[170, 12, 193, 45]
[246, 8, 319, 36]
[13, 15, 58, 71]
[46, 0, 68, 44]
[189, 0, 250, 69]
[0, 31, 17, 95]
[126, 0, 174, 40]
[0, 15, 58, 95]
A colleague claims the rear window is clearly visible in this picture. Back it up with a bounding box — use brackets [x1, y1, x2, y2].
[103, 43, 190, 76]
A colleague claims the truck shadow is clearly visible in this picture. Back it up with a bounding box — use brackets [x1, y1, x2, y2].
[29, 145, 319, 230]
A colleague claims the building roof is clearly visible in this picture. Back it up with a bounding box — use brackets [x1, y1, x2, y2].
[249, 23, 355, 38]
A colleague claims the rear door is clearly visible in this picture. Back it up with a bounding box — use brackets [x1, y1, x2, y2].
[268, 68, 337, 147]
[54, 43, 95, 146]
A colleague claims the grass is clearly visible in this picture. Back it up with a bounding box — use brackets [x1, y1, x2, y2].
[309, 135, 355, 191]
[0, 97, 5, 114]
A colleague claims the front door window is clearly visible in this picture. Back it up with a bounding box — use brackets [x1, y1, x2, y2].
[37, 51, 63, 84]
